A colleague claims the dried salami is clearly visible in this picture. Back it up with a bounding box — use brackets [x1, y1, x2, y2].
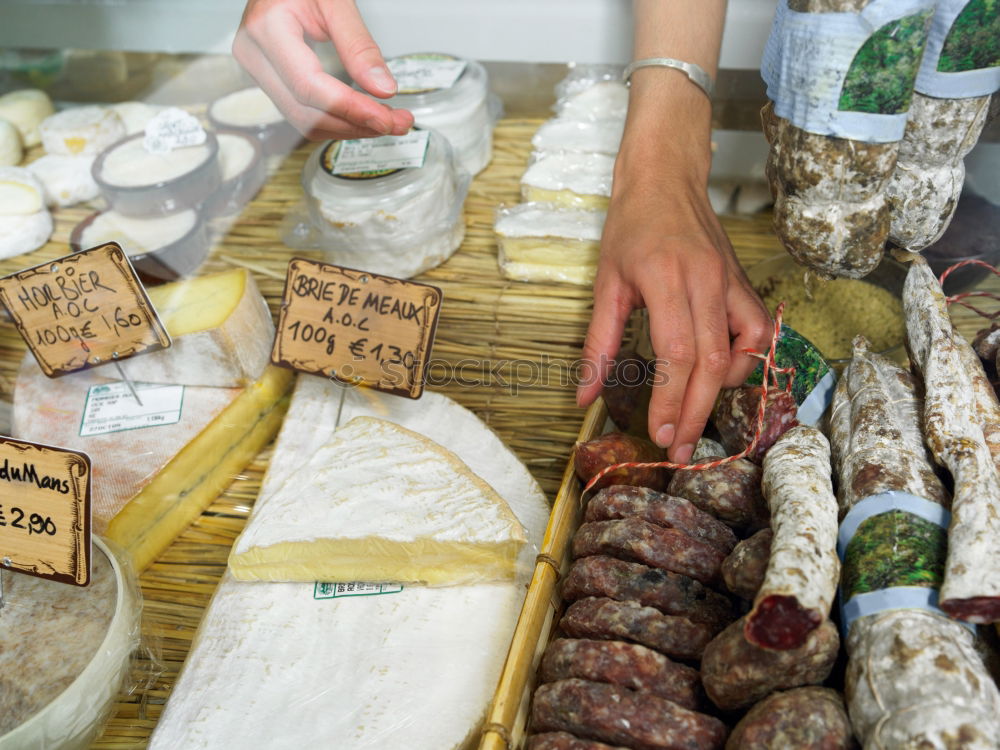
[574, 432, 667, 491]
[667, 458, 768, 532]
[527, 733, 629, 750]
[711, 385, 799, 464]
[571, 518, 725, 586]
[531, 679, 728, 750]
[602, 349, 652, 433]
[846, 609, 1000, 748]
[559, 597, 717, 661]
[721, 530, 772, 601]
[538, 638, 703, 710]
[585, 485, 737, 553]
[563, 556, 735, 628]
[725, 687, 853, 750]
[903, 257, 1000, 622]
[700, 616, 839, 711]
[745, 426, 839, 650]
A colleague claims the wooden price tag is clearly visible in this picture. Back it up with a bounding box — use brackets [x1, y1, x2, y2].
[0, 437, 91, 586]
[272, 259, 442, 398]
[0, 242, 171, 377]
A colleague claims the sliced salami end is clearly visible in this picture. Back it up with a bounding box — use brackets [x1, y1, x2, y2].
[744, 594, 823, 650]
[940, 596, 1000, 625]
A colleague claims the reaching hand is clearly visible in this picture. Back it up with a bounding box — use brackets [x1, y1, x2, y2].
[234, 0, 414, 140]
[576, 85, 772, 464]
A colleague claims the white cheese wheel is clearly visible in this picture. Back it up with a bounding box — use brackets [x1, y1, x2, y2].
[39, 106, 126, 156]
[217, 132, 257, 181]
[27, 153, 99, 207]
[0, 166, 45, 215]
[97, 136, 212, 188]
[0, 538, 138, 749]
[0, 89, 54, 148]
[109, 101, 164, 136]
[0, 210, 53, 260]
[78, 209, 198, 255]
[209, 87, 284, 127]
[0, 119, 23, 166]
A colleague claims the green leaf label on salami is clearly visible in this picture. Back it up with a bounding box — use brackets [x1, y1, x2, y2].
[838, 10, 934, 115]
[937, 0, 999, 72]
[915, 0, 1000, 97]
[842, 510, 946, 597]
[744, 324, 833, 424]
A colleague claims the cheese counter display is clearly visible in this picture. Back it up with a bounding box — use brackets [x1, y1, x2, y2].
[0, 27, 996, 748]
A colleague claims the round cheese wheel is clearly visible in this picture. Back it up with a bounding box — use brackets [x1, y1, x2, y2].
[0, 210, 53, 260]
[0, 119, 23, 167]
[27, 153, 100, 208]
[0, 89, 54, 148]
[0, 167, 46, 216]
[40, 106, 126, 157]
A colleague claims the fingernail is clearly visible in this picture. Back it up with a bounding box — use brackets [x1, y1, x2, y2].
[369, 66, 396, 95]
[673, 443, 695, 465]
[654, 424, 675, 448]
[365, 117, 391, 135]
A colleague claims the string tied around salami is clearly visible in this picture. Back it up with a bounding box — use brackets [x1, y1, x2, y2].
[583, 303, 791, 494]
[939, 259, 1000, 319]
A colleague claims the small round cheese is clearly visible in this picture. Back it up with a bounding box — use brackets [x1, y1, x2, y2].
[0, 210, 53, 260]
[79, 209, 198, 255]
[27, 153, 99, 207]
[97, 137, 212, 188]
[110, 101, 164, 136]
[217, 132, 257, 181]
[210, 87, 284, 128]
[39, 106, 126, 156]
[0, 119, 23, 166]
[0, 89, 54, 148]
[0, 167, 45, 215]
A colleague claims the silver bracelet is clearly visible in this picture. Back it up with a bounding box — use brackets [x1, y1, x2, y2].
[623, 57, 714, 100]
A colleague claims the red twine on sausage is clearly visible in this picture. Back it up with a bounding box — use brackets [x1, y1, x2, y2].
[582, 303, 788, 494]
[940, 259, 1000, 319]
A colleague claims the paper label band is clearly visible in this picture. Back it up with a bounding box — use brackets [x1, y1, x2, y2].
[838, 490, 958, 633]
[914, 0, 1000, 97]
[762, 0, 936, 142]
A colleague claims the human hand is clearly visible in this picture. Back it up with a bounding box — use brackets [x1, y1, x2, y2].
[234, 0, 414, 140]
[577, 154, 772, 465]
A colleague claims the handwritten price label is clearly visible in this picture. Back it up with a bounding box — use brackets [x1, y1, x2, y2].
[0, 242, 171, 377]
[0, 437, 91, 586]
[271, 259, 441, 398]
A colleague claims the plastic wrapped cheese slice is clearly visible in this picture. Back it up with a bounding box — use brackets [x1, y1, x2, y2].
[230, 415, 528, 584]
[494, 201, 604, 286]
[115, 268, 274, 388]
[531, 117, 624, 155]
[521, 151, 615, 209]
[27, 153, 100, 207]
[0, 210, 52, 260]
[0, 119, 23, 167]
[150, 379, 549, 750]
[39, 106, 126, 156]
[555, 80, 629, 122]
[0, 89, 54, 148]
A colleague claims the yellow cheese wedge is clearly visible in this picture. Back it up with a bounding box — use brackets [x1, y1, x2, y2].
[106, 365, 292, 570]
[118, 268, 275, 387]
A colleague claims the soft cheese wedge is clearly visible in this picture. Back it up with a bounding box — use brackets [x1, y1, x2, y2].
[495, 202, 603, 286]
[116, 267, 274, 387]
[149, 379, 549, 750]
[230, 415, 527, 584]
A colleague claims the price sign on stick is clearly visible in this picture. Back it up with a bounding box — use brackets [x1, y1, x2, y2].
[0, 242, 171, 377]
[272, 259, 442, 398]
[0, 437, 91, 586]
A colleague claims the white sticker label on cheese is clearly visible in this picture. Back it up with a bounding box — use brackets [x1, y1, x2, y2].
[313, 581, 404, 599]
[331, 131, 430, 174]
[144, 107, 207, 155]
[80, 382, 184, 436]
[388, 58, 468, 93]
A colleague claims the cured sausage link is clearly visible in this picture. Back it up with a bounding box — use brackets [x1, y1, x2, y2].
[745, 426, 840, 650]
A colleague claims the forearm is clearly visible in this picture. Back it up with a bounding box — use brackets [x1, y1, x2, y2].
[619, 0, 726, 188]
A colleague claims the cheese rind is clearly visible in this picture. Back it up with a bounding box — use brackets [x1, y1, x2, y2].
[117, 268, 274, 387]
[520, 152, 614, 210]
[0, 210, 52, 260]
[27, 153, 100, 207]
[0, 119, 23, 167]
[230, 415, 527, 584]
[0, 166, 45, 215]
